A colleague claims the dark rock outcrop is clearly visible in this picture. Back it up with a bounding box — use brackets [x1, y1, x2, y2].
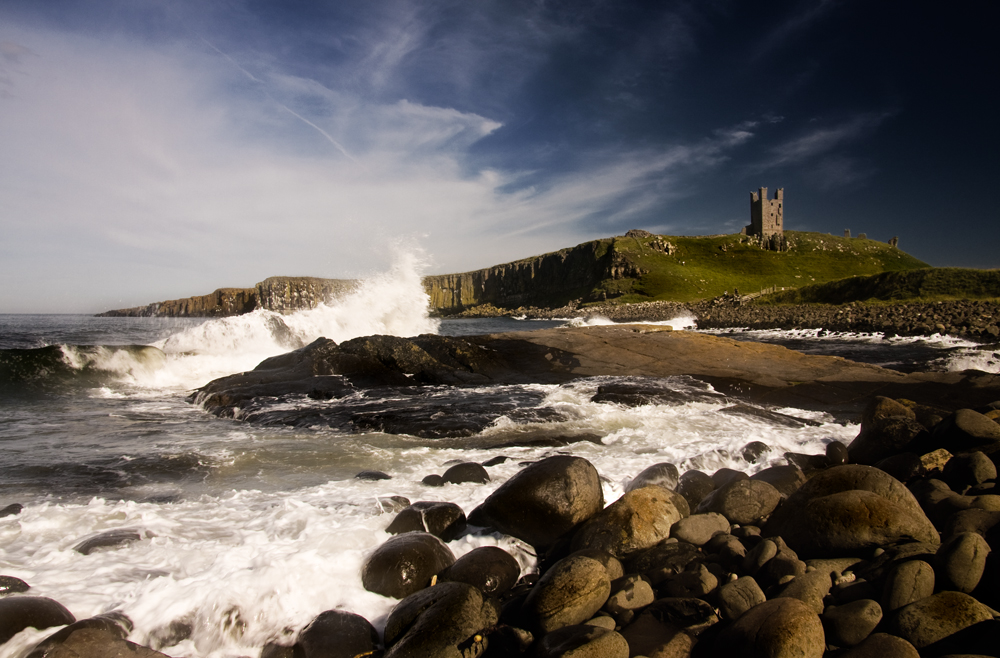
[360, 532, 455, 599]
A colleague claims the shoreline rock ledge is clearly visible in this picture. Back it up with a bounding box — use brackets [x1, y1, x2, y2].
[192, 325, 1000, 420]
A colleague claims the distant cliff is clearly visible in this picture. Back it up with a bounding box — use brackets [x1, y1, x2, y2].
[98, 277, 357, 317]
[423, 238, 645, 314]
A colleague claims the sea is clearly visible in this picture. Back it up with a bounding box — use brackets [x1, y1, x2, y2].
[1, 259, 998, 658]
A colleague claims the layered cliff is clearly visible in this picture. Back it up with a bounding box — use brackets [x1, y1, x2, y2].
[422, 238, 645, 314]
[98, 277, 356, 317]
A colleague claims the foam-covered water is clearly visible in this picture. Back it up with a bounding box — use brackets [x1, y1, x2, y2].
[0, 265, 993, 657]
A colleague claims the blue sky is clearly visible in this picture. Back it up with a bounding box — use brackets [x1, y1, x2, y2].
[1, 0, 997, 312]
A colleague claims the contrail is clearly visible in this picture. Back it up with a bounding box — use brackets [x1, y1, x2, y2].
[200, 37, 355, 161]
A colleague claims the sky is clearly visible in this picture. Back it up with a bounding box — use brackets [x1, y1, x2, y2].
[1, 0, 997, 313]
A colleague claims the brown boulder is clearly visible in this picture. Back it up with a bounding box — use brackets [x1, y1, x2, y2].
[713, 597, 825, 658]
[522, 555, 611, 634]
[571, 486, 685, 558]
[890, 591, 994, 649]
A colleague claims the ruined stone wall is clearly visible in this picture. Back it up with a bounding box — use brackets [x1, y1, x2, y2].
[745, 187, 784, 239]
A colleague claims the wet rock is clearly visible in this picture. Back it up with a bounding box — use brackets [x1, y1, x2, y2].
[934, 531, 990, 593]
[713, 597, 825, 658]
[837, 632, 919, 658]
[882, 559, 935, 613]
[764, 465, 939, 557]
[705, 532, 747, 568]
[741, 441, 770, 463]
[442, 462, 490, 485]
[385, 501, 468, 542]
[716, 575, 766, 620]
[383, 582, 497, 658]
[669, 512, 729, 546]
[874, 453, 923, 483]
[571, 486, 685, 558]
[642, 597, 719, 636]
[470, 456, 603, 551]
[822, 599, 882, 647]
[568, 549, 623, 580]
[626, 462, 679, 492]
[354, 470, 391, 481]
[698, 479, 781, 525]
[28, 627, 168, 658]
[26, 612, 132, 658]
[943, 451, 996, 492]
[890, 591, 994, 649]
[438, 546, 520, 597]
[294, 610, 379, 658]
[710, 467, 748, 489]
[522, 555, 611, 634]
[848, 416, 928, 466]
[260, 644, 294, 658]
[72, 528, 145, 555]
[927, 408, 1000, 455]
[862, 396, 917, 427]
[0, 576, 30, 595]
[827, 440, 850, 465]
[421, 474, 445, 487]
[361, 532, 456, 599]
[534, 624, 628, 658]
[677, 470, 715, 510]
[742, 537, 779, 576]
[0, 596, 76, 645]
[481, 455, 509, 467]
[624, 541, 701, 583]
[750, 464, 807, 497]
[0, 503, 22, 518]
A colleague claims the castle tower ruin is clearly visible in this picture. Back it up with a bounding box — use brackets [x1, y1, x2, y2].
[743, 187, 784, 239]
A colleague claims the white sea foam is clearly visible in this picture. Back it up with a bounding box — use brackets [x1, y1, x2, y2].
[0, 379, 857, 658]
[56, 250, 440, 393]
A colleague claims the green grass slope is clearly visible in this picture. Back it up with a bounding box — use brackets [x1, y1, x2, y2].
[758, 267, 1000, 305]
[588, 231, 929, 304]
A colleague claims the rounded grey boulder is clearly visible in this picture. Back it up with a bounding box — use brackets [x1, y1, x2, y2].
[822, 599, 882, 647]
[383, 581, 497, 658]
[361, 532, 455, 599]
[523, 555, 611, 634]
[471, 456, 603, 550]
[437, 545, 520, 596]
[882, 559, 935, 612]
[714, 597, 825, 658]
[934, 531, 990, 593]
[699, 479, 781, 525]
[295, 610, 378, 658]
[0, 596, 76, 645]
[890, 591, 994, 649]
[626, 462, 679, 492]
[385, 501, 467, 542]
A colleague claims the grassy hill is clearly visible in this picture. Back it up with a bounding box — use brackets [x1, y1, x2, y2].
[587, 231, 929, 305]
[757, 267, 1000, 305]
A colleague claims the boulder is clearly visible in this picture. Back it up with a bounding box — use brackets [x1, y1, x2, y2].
[534, 624, 629, 658]
[927, 408, 1000, 455]
[25, 613, 132, 658]
[602, 575, 655, 624]
[437, 546, 520, 597]
[28, 627, 168, 658]
[770, 569, 833, 614]
[470, 456, 603, 550]
[716, 576, 766, 620]
[882, 559, 935, 613]
[712, 597, 824, 658]
[361, 532, 455, 599]
[849, 417, 927, 465]
[0, 576, 30, 595]
[623, 540, 701, 582]
[0, 503, 22, 518]
[441, 462, 490, 485]
[385, 501, 468, 542]
[0, 597, 75, 645]
[72, 528, 145, 555]
[822, 599, 882, 647]
[522, 555, 611, 634]
[698, 479, 781, 525]
[677, 470, 715, 510]
[711, 468, 748, 489]
[764, 465, 939, 557]
[741, 441, 771, 463]
[626, 462, 680, 492]
[669, 512, 729, 546]
[943, 451, 997, 492]
[571, 486, 685, 558]
[934, 531, 990, 593]
[827, 440, 850, 466]
[836, 632, 919, 658]
[660, 562, 718, 598]
[295, 610, 378, 658]
[383, 582, 497, 658]
[355, 470, 391, 481]
[890, 591, 994, 649]
[750, 465, 807, 497]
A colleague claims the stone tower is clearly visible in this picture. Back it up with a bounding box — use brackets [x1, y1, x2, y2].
[743, 187, 784, 239]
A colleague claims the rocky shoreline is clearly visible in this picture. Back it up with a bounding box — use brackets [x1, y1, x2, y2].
[451, 299, 1000, 342]
[4, 393, 1000, 656]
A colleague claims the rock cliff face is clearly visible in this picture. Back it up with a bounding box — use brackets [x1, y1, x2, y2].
[98, 277, 356, 317]
[422, 239, 644, 315]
